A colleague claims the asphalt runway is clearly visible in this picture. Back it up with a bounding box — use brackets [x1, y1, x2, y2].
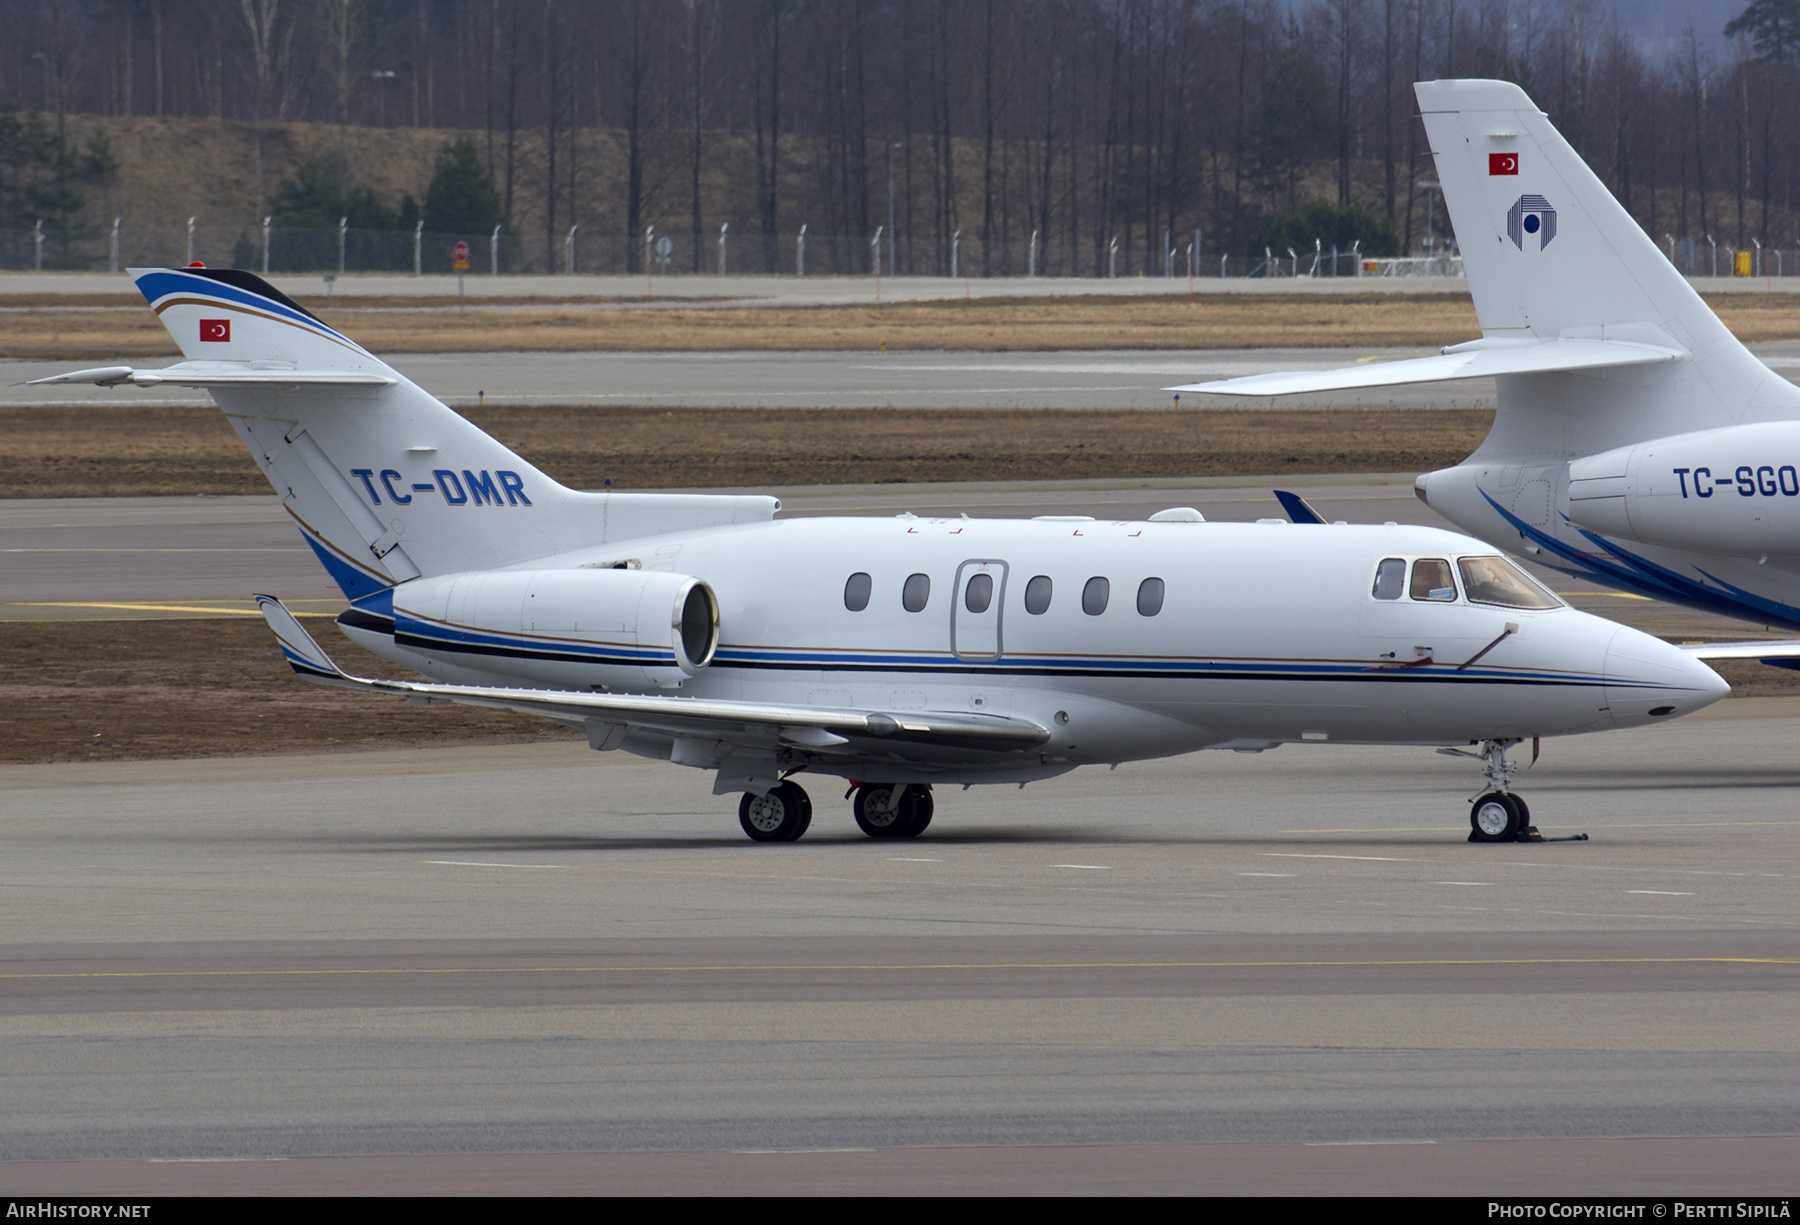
[2, 347, 1492, 411]
[3, 476, 1799, 1193]
[12, 341, 1800, 411]
[1, 726, 1797, 1194]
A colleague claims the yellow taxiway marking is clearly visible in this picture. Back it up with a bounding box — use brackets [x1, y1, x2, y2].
[7, 601, 339, 617]
[2, 956, 1792, 982]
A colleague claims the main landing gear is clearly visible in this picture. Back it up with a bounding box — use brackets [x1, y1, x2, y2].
[735, 780, 934, 842]
[1444, 738, 1541, 844]
[851, 784, 933, 839]
[738, 781, 812, 842]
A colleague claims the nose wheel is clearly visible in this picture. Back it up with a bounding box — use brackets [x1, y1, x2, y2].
[1470, 790, 1532, 842]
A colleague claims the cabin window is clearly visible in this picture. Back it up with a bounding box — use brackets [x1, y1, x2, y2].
[1136, 577, 1165, 616]
[1458, 556, 1562, 610]
[1409, 558, 1458, 602]
[902, 572, 931, 612]
[1024, 575, 1053, 614]
[1372, 558, 1406, 600]
[965, 572, 994, 613]
[1082, 576, 1110, 615]
[844, 572, 872, 612]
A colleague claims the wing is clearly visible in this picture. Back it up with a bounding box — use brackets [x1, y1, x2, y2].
[1165, 337, 1684, 398]
[257, 595, 1051, 760]
[1678, 639, 1800, 669]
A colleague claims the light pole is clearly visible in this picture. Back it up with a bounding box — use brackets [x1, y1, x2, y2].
[719, 222, 728, 275]
[796, 224, 806, 277]
[491, 223, 502, 276]
[887, 142, 901, 275]
[262, 215, 272, 273]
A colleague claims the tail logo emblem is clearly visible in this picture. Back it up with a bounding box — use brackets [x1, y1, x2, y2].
[1489, 152, 1518, 175]
[1507, 195, 1557, 250]
[199, 319, 231, 342]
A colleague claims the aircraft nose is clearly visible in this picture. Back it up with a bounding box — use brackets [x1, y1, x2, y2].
[1603, 626, 1731, 728]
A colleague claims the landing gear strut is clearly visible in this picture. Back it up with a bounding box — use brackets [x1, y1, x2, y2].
[852, 784, 933, 839]
[739, 780, 813, 842]
[1454, 739, 1539, 843]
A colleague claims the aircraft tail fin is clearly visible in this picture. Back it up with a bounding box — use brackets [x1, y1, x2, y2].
[132, 266, 388, 369]
[107, 268, 779, 598]
[1413, 79, 1728, 349]
[1411, 79, 1800, 452]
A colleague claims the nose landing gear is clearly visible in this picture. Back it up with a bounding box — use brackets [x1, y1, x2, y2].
[1441, 738, 1542, 843]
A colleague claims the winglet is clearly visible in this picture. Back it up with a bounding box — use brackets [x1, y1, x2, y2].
[1272, 490, 1326, 525]
[254, 594, 347, 680]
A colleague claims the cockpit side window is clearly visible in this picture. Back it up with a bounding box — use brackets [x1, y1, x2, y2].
[1457, 555, 1563, 609]
[1371, 558, 1406, 600]
[1409, 558, 1458, 602]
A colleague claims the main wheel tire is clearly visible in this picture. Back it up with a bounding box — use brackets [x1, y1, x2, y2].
[1510, 793, 1533, 832]
[1469, 791, 1522, 842]
[740, 781, 812, 842]
[898, 788, 933, 837]
[854, 784, 917, 838]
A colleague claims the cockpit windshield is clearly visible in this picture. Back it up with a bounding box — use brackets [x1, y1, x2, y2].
[1457, 555, 1563, 610]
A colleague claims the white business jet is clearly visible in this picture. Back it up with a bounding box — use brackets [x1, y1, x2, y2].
[1180, 77, 1800, 678]
[34, 264, 1725, 843]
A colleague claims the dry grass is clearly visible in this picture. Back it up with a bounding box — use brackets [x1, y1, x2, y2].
[1, 292, 1487, 358]
[3, 291, 1798, 360]
[0, 402, 1498, 497]
[0, 619, 573, 764]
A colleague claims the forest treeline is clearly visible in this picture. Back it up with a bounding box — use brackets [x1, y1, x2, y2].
[2, 0, 1795, 276]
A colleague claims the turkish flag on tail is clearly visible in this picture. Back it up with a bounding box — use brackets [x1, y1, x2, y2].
[199, 319, 231, 342]
[1489, 153, 1518, 175]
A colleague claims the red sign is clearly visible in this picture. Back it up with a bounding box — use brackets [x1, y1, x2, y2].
[199, 318, 231, 342]
[454, 241, 470, 262]
[1489, 152, 1519, 175]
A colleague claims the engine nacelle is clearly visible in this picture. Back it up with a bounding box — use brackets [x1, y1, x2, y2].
[392, 566, 720, 688]
[1566, 422, 1800, 557]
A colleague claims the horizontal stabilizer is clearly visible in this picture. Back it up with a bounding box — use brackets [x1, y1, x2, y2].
[255, 595, 1049, 754]
[30, 363, 396, 388]
[1168, 337, 1683, 398]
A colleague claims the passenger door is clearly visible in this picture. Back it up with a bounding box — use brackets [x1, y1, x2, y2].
[952, 560, 1008, 661]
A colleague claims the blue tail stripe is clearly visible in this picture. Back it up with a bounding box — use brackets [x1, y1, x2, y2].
[135, 270, 361, 348]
